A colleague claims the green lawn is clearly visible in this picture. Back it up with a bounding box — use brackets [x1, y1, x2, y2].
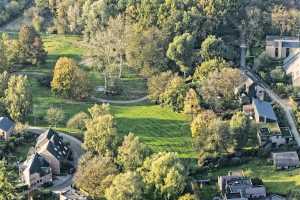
[13, 34, 195, 158]
[201, 159, 300, 195]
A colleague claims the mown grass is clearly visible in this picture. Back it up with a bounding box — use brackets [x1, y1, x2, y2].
[16, 34, 195, 158]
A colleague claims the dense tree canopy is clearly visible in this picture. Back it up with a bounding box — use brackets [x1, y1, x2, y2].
[139, 152, 186, 200]
[5, 75, 32, 122]
[51, 57, 90, 99]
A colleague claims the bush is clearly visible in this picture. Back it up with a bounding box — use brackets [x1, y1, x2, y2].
[67, 112, 89, 130]
[46, 107, 65, 127]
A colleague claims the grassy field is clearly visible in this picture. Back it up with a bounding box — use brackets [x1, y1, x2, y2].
[14, 34, 196, 158]
[200, 159, 300, 196]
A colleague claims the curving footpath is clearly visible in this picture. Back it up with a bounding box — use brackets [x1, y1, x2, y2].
[27, 127, 83, 192]
[91, 95, 148, 104]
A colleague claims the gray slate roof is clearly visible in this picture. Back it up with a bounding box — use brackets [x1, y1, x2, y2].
[26, 153, 51, 176]
[253, 99, 277, 121]
[36, 129, 70, 161]
[0, 117, 14, 132]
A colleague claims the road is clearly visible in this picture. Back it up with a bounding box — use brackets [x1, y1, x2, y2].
[243, 68, 300, 146]
[27, 127, 84, 191]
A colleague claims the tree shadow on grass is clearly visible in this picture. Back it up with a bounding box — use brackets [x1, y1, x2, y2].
[116, 117, 194, 156]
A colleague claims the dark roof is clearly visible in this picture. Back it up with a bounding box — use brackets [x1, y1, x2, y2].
[37, 128, 57, 143]
[0, 117, 14, 132]
[45, 140, 69, 161]
[36, 129, 70, 161]
[28, 153, 51, 176]
[252, 99, 277, 121]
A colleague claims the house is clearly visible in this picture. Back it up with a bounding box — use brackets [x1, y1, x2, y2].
[272, 152, 300, 170]
[252, 99, 277, 123]
[35, 129, 70, 175]
[59, 187, 87, 200]
[0, 117, 15, 140]
[218, 172, 267, 200]
[235, 78, 265, 102]
[283, 51, 300, 86]
[257, 127, 294, 148]
[20, 153, 52, 190]
[266, 36, 300, 59]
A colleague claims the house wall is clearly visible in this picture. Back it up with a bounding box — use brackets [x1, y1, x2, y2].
[266, 44, 299, 59]
[245, 186, 266, 198]
[285, 57, 300, 87]
[29, 172, 52, 190]
[39, 151, 60, 175]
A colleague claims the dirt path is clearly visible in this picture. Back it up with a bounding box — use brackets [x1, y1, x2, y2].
[91, 96, 148, 104]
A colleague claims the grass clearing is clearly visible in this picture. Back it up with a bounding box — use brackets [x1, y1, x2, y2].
[13, 33, 195, 158]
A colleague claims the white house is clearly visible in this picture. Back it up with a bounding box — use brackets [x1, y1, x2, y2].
[266, 36, 300, 59]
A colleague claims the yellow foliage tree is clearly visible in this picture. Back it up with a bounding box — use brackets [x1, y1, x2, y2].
[51, 57, 90, 99]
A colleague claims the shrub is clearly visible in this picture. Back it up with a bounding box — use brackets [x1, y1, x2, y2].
[67, 112, 89, 130]
[46, 107, 65, 127]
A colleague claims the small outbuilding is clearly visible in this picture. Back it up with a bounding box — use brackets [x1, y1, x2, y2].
[0, 117, 15, 140]
[272, 152, 300, 170]
[252, 99, 277, 123]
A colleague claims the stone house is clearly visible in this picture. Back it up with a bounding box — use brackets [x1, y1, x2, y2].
[218, 172, 267, 200]
[35, 129, 70, 175]
[0, 117, 15, 141]
[20, 153, 52, 190]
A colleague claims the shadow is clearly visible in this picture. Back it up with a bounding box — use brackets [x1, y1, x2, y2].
[115, 117, 194, 155]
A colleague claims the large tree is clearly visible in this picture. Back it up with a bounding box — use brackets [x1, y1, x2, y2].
[139, 152, 186, 200]
[74, 154, 118, 199]
[191, 111, 232, 163]
[117, 133, 151, 171]
[105, 171, 145, 200]
[126, 25, 168, 75]
[147, 71, 174, 103]
[193, 58, 230, 82]
[167, 33, 196, 77]
[201, 68, 245, 110]
[183, 88, 200, 119]
[87, 15, 128, 92]
[51, 57, 90, 99]
[0, 161, 15, 200]
[272, 5, 300, 36]
[84, 104, 118, 155]
[18, 25, 47, 65]
[200, 35, 230, 61]
[5, 75, 32, 122]
[230, 112, 251, 150]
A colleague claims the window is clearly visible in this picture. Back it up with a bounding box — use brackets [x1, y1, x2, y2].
[286, 48, 290, 57]
[275, 48, 279, 57]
